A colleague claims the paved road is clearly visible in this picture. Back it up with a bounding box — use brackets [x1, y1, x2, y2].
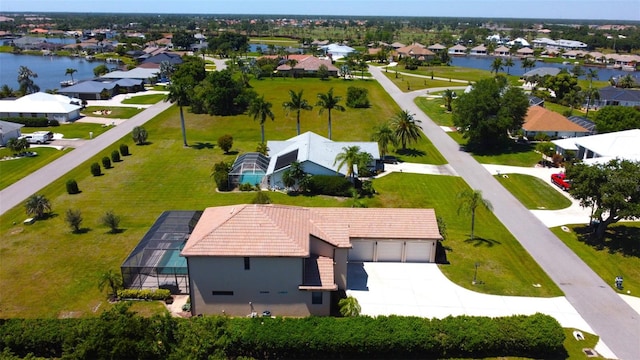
[0, 100, 172, 216]
[369, 64, 639, 360]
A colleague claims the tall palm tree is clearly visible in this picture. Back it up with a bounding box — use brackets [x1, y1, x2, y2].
[64, 68, 77, 84]
[618, 74, 634, 89]
[248, 96, 275, 143]
[371, 122, 397, 157]
[521, 57, 536, 73]
[583, 87, 600, 118]
[390, 110, 422, 150]
[457, 189, 493, 240]
[442, 89, 455, 112]
[334, 146, 361, 179]
[25, 194, 51, 219]
[490, 57, 503, 75]
[316, 88, 345, 140]
[283, 89, 313, 135]
[503, 57, 514, 75]
[17, 66, 39, 95]
[164, 82, 191, 147]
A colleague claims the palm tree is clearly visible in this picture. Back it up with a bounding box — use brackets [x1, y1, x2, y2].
[164, 82, 191, 147]
[334, 146, 361, 179]
[490, 57, 503, 75]
[503, 57, 514, 75]
[0, 84, 15, 98]
[338, 296, 361, 317]
[584, 87, 600, 118]
[25, 194, 51, 219]
[457, 189, 493, 240]
[442, 89, 455, 112]
[283, 89, 313, 135]
[98, 269, 123, 299]
[371, 122, 397, 157]
[17, 66, 39, 95]
[521, 57, 536, 73]
[248, 95, 275, 143]
[390, 110, 422, 150]
[316, 88, 345, 140]
[64, 68, 77, 84]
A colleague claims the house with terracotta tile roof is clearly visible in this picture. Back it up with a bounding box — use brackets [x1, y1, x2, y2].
[181, 204, 441, 316]
[448, 44, 467, 55]
[470, 44, 488, 56]
[522, 105, 591, 139]
[395, 43, 435, 61]
[275, 56, 339, 77]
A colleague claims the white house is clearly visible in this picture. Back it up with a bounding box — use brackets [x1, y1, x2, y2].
[319, 43, 355, 60]
[0, 120, 24, 146]
[0, 92, 82, 122]
[552, 129, 640, 164]
[265, 132, 379, 189]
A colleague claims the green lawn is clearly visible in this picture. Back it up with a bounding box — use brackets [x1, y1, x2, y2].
[0, 147, 72, 190]
[23, 123, 110, 140]
[495, 173, 572, 210]
[82, 106, 144, 119]
[562, 328, 601, 359]
[121, 94, 166, 105]
[551, 223, 640, 297]
[415, 96, 454, 126]
[383, 71, 464, 92]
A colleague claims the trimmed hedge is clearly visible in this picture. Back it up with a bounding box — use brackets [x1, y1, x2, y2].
[0, 312, 565, 359]
[1, 117, 59, 127]
[116, 288, 171, 300]
[65, 179, 79, 194]
[307, 175, 353, 197]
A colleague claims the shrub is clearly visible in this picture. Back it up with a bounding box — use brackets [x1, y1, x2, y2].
[111, 150, 121, 163]
[101, 211, 121, 233]
[217, 134, 233, 153]
[119, 143, 130, 156]
[116, 288, 171, 300]
[238, 183, 254, 191]
[1, 117, 49, 127]
[346, 86, 370, 108]
[212, 161, 232, 191]
[65, 209, 83, 233]
[359, 180, 375, 196]
[132, 126, 148, 145]
[533, 133, 551, 141]
[251, 191, 271, 204]
[66, 179, 79, 194]
[101, 156, 111, 169]
[90, 162, 101, 176]
[307, 175, 353, 196]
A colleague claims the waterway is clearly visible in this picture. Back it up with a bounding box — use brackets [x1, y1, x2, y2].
[0, 52, 108, 92]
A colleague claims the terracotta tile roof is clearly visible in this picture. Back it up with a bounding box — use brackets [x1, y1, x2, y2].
[396, 43, 435, 57]
[523, 106, 590, 132]
[182, 205, 441, 257]
[300, 255, 337, 290]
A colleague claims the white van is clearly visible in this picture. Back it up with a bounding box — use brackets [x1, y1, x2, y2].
[20, 133, 49, 144]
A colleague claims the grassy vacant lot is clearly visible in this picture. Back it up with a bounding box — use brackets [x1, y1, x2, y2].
[23, 123, 109, 140]
[399, 65, 495, 83]
[551, 223, 640, 297]
[81, 106, 144, 119]
[495, 174, 572, 210]
[383, 71, 463, 92]
[121, 94, 165, 105]
[415, 96, 454, 127]
[0, 147, 72, 190]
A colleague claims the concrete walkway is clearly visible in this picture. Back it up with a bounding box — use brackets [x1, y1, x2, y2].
[368, 64, 640, 360]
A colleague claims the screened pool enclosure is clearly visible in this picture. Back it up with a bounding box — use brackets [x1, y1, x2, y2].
[228, 152, 269, 188]
[121, 211, 202, 294]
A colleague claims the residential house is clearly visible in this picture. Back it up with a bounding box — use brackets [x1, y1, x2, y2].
[469, 44, 488, 56]
[516, 47, 534, 57]
[319, 43, 355, 60]
[533, 38, 588, 50]
[0, 92, 81, 122]
[507, 37, 531, 48]
[552, 129, 640, 164]
[493, 45, 511, 57]
[140, 52, 183, 67]
[522, 105, 591, 139]
[522, 67, 561, 78]
[395, 43, 435, 61]
[265, 132, 379, 189]
[595, 86, 640, 108]
[181, 204, 442, 317]
[275, 56, 339, 77]
[59, 77, 145, 100]
[427, 43, 446, 53]
[448, 44, 467, 55]
[0, 120, 24, 146]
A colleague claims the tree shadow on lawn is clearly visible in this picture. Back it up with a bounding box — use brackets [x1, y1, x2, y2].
[71, 227, 91, 235]
[191, 142, 214, 150]
[396, 148, 426, 158]
[106, 228, 126, 235]
[574, 225, 640, 258]
[463, 236, 501, 247]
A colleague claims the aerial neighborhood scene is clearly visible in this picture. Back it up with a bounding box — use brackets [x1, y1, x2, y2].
[1, 0, 640, 358]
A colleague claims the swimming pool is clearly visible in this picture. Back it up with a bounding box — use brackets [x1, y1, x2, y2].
[239, 170, 265, 186]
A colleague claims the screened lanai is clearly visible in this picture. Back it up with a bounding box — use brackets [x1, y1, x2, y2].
[228, 152, 270, 188]
[121, 211, 202, 294]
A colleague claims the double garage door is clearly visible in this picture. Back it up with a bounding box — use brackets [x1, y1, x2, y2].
[349, 240, 435, 263]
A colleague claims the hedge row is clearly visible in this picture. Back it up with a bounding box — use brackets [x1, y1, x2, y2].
[0, 306, 565, 359]
[1, 117, 59, 127]
[307, 175, 353, 197]
[116, 288, 171, 300]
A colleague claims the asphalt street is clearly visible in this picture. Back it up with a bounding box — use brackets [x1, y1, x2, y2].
[368, 64, 639, 360]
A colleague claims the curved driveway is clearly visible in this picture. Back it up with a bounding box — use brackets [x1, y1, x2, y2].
[369, 65, 639, 360]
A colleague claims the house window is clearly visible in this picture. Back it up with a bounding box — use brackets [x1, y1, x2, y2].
[212, 291, 234, 296]
[311, 292, 323, 305]
[244, 257, 250, 270]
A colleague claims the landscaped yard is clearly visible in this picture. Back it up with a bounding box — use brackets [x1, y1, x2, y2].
[383, 71, 462, 92]
[82, 106, 144, 119]
[551, 222, 640, 297]
[0, 147, 72, 190]
[121, 94, 166, 105]
[22, 122, 110, 140]
[495, 173, 572, 210]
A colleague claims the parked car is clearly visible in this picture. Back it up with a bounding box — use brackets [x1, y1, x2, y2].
[381, 155, 399, 164]
[20, 133, 49, 144]
[551, 173, 571, 191]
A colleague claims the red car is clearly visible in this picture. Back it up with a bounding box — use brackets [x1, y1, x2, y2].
[551, 173, 571, 191]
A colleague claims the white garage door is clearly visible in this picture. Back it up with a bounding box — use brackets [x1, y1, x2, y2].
[376, 241, 403, 262]
[405, 241, 433, 262]
[349, 240, 374, 262]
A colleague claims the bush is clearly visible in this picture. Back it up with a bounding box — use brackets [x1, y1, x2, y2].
[1, 117, 49, 127]
[101, 156, 111, 169]
[116, 288, 171, 300]
[238, 183, 255, 191]
[66, 179, 79, 194]
[132, 126, 148, 145]
[90, 162, 101, 176]
[346, 86, 370, 108]
[307, 175, 353, 196]
[533, 133, 551, 141]
[251, 191, 271, 204]
[119, 143, 130, 156]
[217, 134, 233, 153]
[111, 150, 121, 163]
[212, 161, 232, 191]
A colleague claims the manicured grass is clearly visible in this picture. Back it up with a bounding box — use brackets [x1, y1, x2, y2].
[383, 71, 463, 92]
[415, 96, 454, 126]
[0, 147, 71, 190]
[494, 173, 572, 210]
[121, 94, 166, 105]
[562, 328, 600, 359]
[551, 223, 640, 297]
[400, 65, 491, 83]
[23, 123, 110, 140]
[82, 106, 144, 119]
[368, 173, 562, 297]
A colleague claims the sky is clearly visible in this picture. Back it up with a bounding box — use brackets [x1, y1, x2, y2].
[1, 0, 639, 21]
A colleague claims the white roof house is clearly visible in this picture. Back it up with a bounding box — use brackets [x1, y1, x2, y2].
[533, 38, 588, 50]
[0, 92, 82, 122]
[0, 120, 24, 146]
[319, 43, 355, 60]
[266, 132, 379, 189]
[552, 129, 640, 164]
[101, 67, 159, 81]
